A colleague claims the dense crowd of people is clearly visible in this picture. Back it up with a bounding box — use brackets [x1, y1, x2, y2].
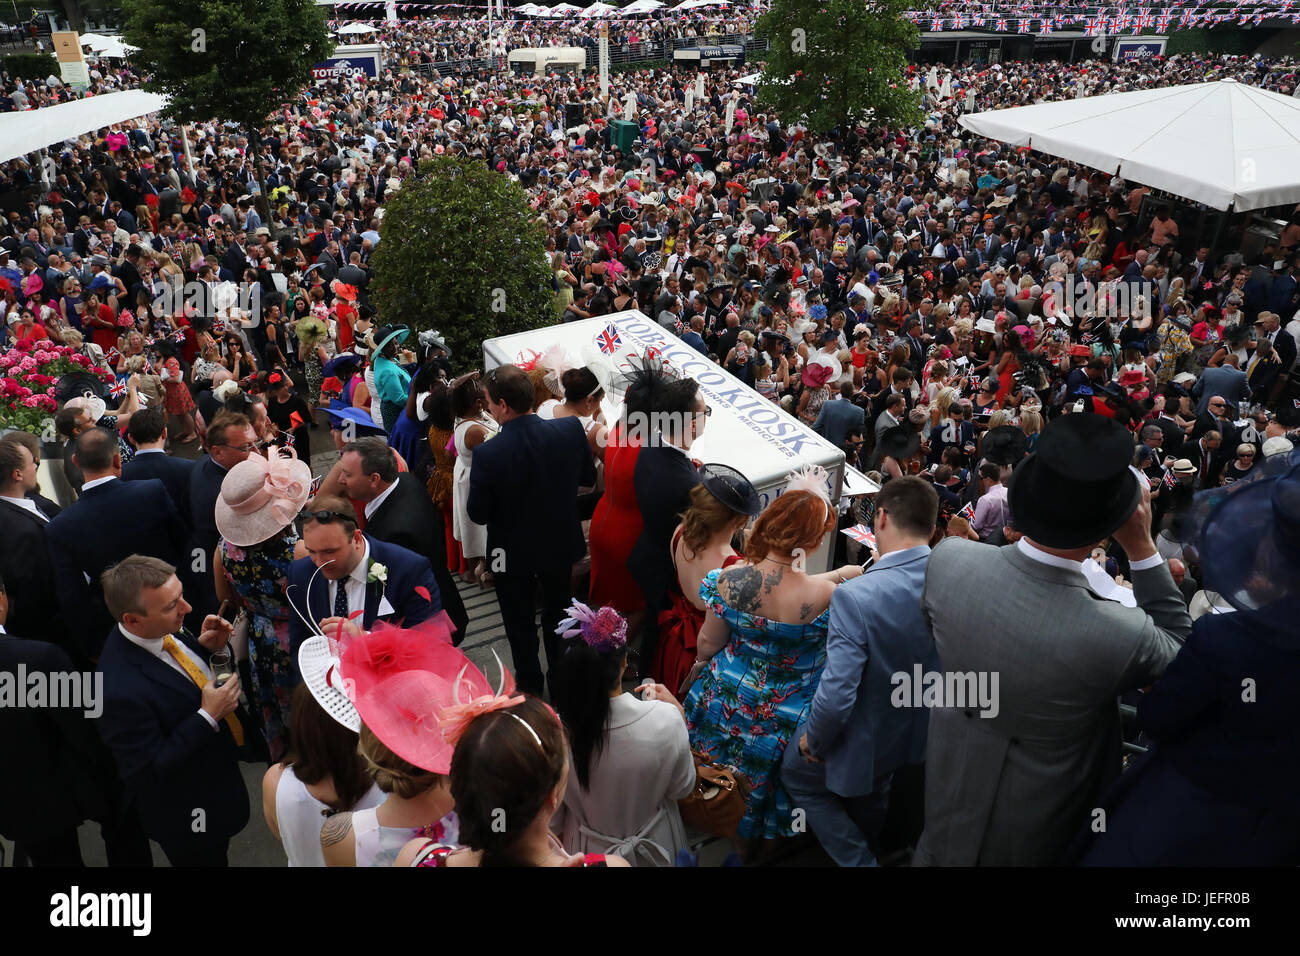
[0, 14, 1298, 868]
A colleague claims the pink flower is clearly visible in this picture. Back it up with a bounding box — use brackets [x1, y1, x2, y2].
[20, 395, 41, 408]
[32, 350, 53, 364]
[17, 356, 37, 372]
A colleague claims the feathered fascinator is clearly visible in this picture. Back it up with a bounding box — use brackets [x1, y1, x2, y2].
[619, 349, 680, 417]
[437, 650, 532, 748]
[555, 600, 628, 653]
[537, 343, 575, 398]
[785, 463, 832, 518]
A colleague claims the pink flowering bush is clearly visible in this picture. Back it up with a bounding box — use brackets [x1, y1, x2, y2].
[0, 340, 114, 435]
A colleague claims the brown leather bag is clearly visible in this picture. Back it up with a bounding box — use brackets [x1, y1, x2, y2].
[678, 752, 750, 838]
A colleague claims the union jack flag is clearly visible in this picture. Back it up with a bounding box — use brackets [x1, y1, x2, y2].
[958, 502, 976, 523]
[1162, 468, 1178, 491]
[105, 347, 121, 364]
[595, 325, 622, 355]
[172, 329, 187, 344]
[973, 15, 985, 26]
[1156, 9, 1174, 32]
[932, 15, 943, 30]
[309, 474, 325, 496]
[1135, 11, 1155, 31]
[995, 18, 1007, 30]
[278, 428, 295, 449]
[841, 524, 877, 550]
[1018, 18, 1031, 33]
[1041, 19, 1054, 34]
[144, 337, 155, 346]
[109, 379, 127, 399]
[1081, 332, 1095, 345]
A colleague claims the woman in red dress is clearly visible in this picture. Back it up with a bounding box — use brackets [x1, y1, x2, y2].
[588, 417, 645, 616]
[653, 464, 762, 695]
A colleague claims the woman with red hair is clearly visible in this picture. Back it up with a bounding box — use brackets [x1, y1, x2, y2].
[681, 468, 863, 855]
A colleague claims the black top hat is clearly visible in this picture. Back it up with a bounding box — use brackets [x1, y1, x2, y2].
[54, 371, 107, 406]
[1007, 414, 1141, 549]
[699, 463, 762, 517]
[981, 425, 1027, 467]
[878, 424, 920, 461]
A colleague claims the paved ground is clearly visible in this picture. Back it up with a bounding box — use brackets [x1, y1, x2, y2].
[55, 415, 830, 866]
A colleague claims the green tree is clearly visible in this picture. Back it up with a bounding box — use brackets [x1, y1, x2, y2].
[369, 157, 556, 368]
[754, 0, 922, 135]
[119, 0, 333, 130]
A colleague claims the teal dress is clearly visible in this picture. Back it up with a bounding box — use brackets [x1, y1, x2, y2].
[219, 532, 298, 762]
[684, 569, 830, 839]
[373, 355, 411, 434]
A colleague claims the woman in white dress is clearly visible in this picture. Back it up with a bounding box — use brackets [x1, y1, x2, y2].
[450, 373, 497, 586]
[549, 601, 697, 867]
[262, 685, 386, 867]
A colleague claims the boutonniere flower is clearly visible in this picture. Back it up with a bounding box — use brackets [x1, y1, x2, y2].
[367, 561, 388, 586]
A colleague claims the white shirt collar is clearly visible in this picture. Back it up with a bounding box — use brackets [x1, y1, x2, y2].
[364, 480, 399, 521]
[118, 621, 164, 654]
[1017, 537, 1084, 573]
[346, 538, 372, 587]
[0, 494, 41, 517]
[81, 475, 117, 492]
[134, 447, 166, 455]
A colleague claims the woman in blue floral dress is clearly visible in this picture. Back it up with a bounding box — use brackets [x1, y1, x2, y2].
[682, 473, 865, 842]
[216, 532, 305, 763]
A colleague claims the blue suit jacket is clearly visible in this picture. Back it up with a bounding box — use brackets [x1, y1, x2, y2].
[96, 626, 250, 846]
[805, 546, 937, 797]
[467, 414, 595, 576]
[122, 449, 196, 525]
[286, 535, 441, 659]
[46, 477, 190, 657]
[812, 398, 866, 448]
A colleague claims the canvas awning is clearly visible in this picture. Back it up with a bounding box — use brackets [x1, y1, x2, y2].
[959, 79, 1300, 212]
[0, 90, 168, 165]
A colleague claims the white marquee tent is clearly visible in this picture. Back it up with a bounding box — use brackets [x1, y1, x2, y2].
[0, 90, 168, 166]
[336, 23, 378, 34]
[959, 79, 1300, 212]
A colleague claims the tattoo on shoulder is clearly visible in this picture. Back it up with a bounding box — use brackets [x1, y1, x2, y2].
[761, 565, 784, 595]
[800, 602, 814, 621]
[723, 565, 763, 612]
[320, 812, 353, 848]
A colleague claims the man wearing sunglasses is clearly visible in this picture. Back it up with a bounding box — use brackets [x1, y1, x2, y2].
[286, 495, 443, 659]
[189, 411, 263, 620]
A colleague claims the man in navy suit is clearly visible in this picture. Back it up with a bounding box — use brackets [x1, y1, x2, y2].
[189, 410, 261, 618]
[468, 365, 596, 696]
[97, 556, 249, 866]
[813, 382, 868, 453]
[628, 376, 708, 677]
[46, 428, 190, 660]
[0, 434, 68, 651]
[122, 407, 195, 521]
[783, 477, 939, 866]
[333, 438, 466, 643]
[286, 495, 443, 660]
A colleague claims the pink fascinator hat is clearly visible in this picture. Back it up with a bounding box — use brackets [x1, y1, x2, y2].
[214, 446, 311, 547]
[555, 599, 628, 652]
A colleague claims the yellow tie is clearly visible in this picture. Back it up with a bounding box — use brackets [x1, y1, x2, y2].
[162, 635, 244, 746]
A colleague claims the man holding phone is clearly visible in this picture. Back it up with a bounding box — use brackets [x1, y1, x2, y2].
[96, 556, 251, 866]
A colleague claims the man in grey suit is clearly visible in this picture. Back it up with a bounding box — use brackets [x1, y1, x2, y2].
[783, 477, 939, 866]
[914, 414, 1192, 866]
[1192, 357, 1248, 416]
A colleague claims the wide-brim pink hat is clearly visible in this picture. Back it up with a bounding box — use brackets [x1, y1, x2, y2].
[215, 446, 312, 547]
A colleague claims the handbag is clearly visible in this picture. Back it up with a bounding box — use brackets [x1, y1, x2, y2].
[678, 752, 750, 838]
